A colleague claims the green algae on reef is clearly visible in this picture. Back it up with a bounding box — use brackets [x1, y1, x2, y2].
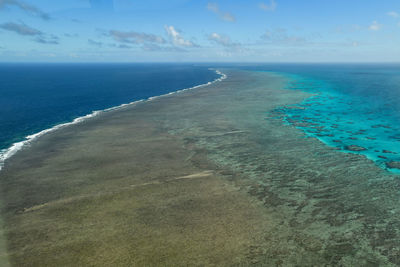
[0, 70, 400, 266]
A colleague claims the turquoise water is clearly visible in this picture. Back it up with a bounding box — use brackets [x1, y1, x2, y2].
[251, 64, 400, 173]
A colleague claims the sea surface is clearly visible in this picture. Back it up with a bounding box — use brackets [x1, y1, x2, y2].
[2, 63, 400, 173]
[244, 64, 400, 173]
[0, 63, 220, 168]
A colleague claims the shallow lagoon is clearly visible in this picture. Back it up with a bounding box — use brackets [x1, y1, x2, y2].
[246, 64, 400, 172]
[279, 74, 400, 172]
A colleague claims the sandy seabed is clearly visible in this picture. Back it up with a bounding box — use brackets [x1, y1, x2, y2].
[1, 69, 400, 266]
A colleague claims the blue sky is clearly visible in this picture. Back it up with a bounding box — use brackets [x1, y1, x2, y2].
[0, 0, 399, 62]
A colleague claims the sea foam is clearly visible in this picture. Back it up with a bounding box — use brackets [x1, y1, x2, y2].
[0, 69, 227, 171]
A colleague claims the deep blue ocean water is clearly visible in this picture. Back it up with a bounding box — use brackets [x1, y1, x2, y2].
[0, 63, 220, 163]
[244, 64, 400, 173]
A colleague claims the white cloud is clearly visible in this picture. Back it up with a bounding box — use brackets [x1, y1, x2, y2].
[107, 27, 193, 52]
[208, 32, 248, 54]
[208, 32, 234, 46]
[369, 21, 382, 31]
[164, 25, 196, 47]
[259, 0, 277, 11]
[387, 11, 399, 18]
[207, 2, 236, 22]
[208, 32, 245, 54]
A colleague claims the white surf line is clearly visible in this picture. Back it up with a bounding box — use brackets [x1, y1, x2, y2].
[0, 69, 227, 171]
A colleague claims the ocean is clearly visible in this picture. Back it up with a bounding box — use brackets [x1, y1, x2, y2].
[0, 63, 221, 169]
[2, 63, 400, 173]
[245, 64, 400, 173]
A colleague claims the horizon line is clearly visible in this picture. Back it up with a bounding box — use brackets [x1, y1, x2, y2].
[1, 61, 400, 65]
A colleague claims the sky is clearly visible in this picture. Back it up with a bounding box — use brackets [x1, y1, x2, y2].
[0, 0, 399, 62]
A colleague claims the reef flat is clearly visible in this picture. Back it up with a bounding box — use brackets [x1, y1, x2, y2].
[1, 70, 400, 266]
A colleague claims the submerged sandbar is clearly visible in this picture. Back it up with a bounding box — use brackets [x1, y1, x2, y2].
[1, 69, 400, 266]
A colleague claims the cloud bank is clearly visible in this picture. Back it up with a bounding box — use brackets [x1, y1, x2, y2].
[0, 0, 50, 20]
[107, 26, 196, 52]
[0, 21, 41, 35]
[0, 22, 58, 44]
[109, 30, 166, 44]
